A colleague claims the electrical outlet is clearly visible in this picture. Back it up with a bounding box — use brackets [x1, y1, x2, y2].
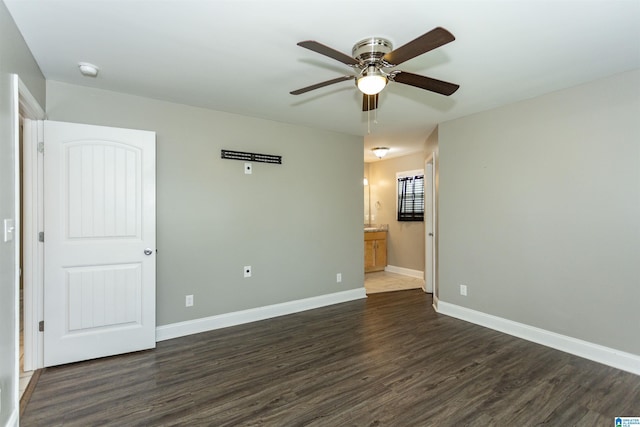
[244, 265, 252, 278]
[185, 294, 194, 307]
[336, 273, 342, 283]
[460, 284, 468, 296]
[244, 162, 252, 174]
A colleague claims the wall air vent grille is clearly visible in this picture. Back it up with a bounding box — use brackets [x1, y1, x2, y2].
[221, 150, 282, 164]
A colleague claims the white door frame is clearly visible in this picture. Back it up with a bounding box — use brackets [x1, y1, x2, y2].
[19, 77, 46, 371]
[424, 153, 436, 296]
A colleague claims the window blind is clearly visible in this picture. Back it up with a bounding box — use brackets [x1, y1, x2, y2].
[397, 175, 424, 221]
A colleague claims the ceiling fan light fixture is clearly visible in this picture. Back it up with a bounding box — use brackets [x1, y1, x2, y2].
[372, 147, 390, 159]
[357, 66, 387, 95]
[291, 28, 459, 112]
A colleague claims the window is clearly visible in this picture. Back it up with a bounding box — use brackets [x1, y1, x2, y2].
[397, 170, 424, 222]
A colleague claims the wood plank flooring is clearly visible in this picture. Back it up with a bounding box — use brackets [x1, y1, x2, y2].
[21, 290, 640, 426]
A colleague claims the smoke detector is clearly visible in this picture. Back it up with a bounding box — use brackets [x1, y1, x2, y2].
[78, 62, 99, 77]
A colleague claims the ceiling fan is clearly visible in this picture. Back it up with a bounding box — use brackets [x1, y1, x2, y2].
[290, 27, 460, 111]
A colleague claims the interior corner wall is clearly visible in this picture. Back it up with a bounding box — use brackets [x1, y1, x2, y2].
[45, 80, 364, 327]
[368, 153, 425, 272]
[439, 69, 640, 355]
[364, 162, 370, 223]
[0, 2, 46, 425]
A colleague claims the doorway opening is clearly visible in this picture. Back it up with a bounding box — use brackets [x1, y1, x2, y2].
[18, 114, 31, 398]
[15, 76, 46, 407]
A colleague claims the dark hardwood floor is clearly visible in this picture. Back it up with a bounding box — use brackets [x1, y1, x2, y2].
[21, 290, 640, 426]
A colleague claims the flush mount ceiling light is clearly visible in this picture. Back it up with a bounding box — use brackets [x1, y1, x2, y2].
[357, 65, 387, 95]
[372, 147, 390, 159]
[78, 62, 99, 77]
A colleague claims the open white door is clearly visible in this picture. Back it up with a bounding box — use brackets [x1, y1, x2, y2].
[425, 154, 435, 294]
[43, 120, 156, 367]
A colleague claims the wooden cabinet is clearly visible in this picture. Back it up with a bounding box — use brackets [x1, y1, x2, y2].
[364, 231, 387, 273]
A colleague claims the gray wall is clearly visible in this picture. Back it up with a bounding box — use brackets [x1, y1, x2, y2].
[46, 81, 364, 326]
[439, 69, 640, 355]
[368, 153, 425, 272]
[0, 2, 45, 425]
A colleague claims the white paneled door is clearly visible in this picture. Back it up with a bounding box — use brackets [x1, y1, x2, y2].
[43, 120, 156, 367]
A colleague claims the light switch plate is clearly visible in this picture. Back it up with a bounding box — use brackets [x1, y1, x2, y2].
[3, 219, 14, 242]
[244, 162, 252, 174]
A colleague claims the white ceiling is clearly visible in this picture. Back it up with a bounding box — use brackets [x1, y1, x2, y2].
[5, 0, 640, 162]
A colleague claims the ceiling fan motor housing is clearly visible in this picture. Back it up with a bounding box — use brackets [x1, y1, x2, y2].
[352, 38, 393, 68]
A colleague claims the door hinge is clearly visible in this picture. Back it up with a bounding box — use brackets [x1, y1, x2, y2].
[38, 231, 44, 242]
[39, 321, 44, 332]
[37, 141, 44, 153]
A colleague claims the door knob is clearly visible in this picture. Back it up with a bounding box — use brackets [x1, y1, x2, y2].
[144, 248, 153, 256]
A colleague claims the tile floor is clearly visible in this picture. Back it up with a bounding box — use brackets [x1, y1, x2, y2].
[364, 270, 425, 294]
[20, 369, 33, 399]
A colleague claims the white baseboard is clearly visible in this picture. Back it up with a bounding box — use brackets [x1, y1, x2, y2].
[436, 301, 640, 376]
[7, 408, 18, 427]
[156, 288, 367, 342]
[384, 265, 424, 279]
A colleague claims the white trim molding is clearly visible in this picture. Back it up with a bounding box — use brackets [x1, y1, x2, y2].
[437, 301, 640, 376]
[7, 408, 18, 427]
[18, 78, 45, 119]
[156, 288, 367, 342]
[384, 265, 424, 279]
[21, 119, 45, 372]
